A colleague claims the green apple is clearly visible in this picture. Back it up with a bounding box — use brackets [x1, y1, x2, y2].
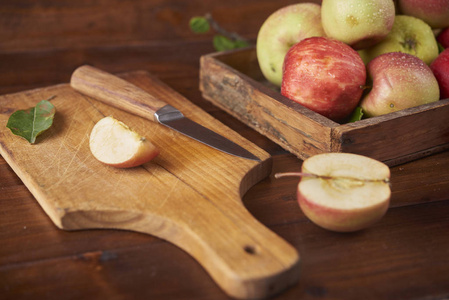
[321, 0, 395, 50]
[358, 15, 439, 65]
[256, 3, 325, 87]
[360, 52, 440, 117]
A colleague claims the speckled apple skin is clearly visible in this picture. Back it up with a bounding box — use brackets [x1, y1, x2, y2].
[281, 37, 366, 122]
[297, 186, 390, 232]
[360, 52, 440, 117]
[398, 0, 449, 28]
[321, 0, 395, 49]
[431, 49, 449, 99]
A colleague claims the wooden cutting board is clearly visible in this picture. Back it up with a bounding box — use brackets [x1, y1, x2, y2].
[0, 70, 300, 299]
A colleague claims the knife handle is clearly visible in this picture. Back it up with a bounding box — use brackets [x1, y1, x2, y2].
[70, 65, 167, 122]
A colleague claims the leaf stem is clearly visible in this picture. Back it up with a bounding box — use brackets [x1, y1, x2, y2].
[204, 13, 248, 43]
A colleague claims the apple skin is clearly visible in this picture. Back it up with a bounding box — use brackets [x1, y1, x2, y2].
[437, 27, 449, 48]
[358, 15, 439, 65]
[281, 37, 366, 122]
[360, 52, 440, 117]
[89, 116, 160, 168]
[256, 3, 325, 87]
[296, 153, 391, 232]
[298, 189, 389, 232]
[397, 0, 449, 29]
[321, 0, 395, 50]
[430, 48, 449, 99]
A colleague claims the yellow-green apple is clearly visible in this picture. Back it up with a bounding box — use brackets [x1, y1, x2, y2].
[276, 153, 391, 232]
[89, 116, 159, 168]
[256, 3, 325, 87]
[397, 0, 449, 29]
[431, 48, 449, 99]
[321, 0, 395, 50]
[437, 27, 449, 48]
[358, 15, 439, 65]
[281, 37, 366, 122]
[360, 52, 440, 117]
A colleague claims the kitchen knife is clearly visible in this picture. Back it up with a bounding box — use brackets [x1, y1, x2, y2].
[70, 65, 259, 161]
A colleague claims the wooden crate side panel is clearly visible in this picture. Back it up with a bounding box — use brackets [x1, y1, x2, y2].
[200, 55, 333, 160]
[332, 99, 449, 165]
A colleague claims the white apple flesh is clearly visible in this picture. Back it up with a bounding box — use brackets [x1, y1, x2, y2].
[358, 15, 439, 65]
[281, 37, 366, 122]
[321, 0, 395, 50]
[360, 52, 440, 117]
[89, 116, 159, 168]
[256, 3, 325, 87]
[284, 153, 391, 232]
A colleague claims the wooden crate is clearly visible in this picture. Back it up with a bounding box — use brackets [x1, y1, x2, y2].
[199, 47, 449, 166]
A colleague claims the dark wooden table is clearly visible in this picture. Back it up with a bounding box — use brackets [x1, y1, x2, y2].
[1, 1, 449, 299]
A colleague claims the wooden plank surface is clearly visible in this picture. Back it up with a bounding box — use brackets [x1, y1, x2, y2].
[1, 1, 449, 300]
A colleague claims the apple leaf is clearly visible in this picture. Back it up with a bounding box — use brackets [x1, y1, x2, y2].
[189, 17, 210, 33]
[6, 97, 56, 144]
[348, 106, 364, 123]
[438, 42, 445, 54]
[189, 13, 251, 52]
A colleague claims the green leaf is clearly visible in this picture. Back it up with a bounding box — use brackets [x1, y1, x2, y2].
[213, 35, 235, 51]
[213, 35, 249, 51]
[437, 42, 445, 53]
[233, 39, 250, 48]
[6, 97, 56, 143]
[189, 17, 210, 33]
[348, 106, 364, 123]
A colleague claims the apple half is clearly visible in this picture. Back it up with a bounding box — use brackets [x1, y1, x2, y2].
[277, 153, 391, 232]
[89, 116, 159, 168]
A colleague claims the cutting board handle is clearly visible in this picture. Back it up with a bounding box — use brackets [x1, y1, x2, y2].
[70, 65, 166, 122]
[61, 194, 300, 300]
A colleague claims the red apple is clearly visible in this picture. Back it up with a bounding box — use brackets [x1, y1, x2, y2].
[397, 0, 449, 29]
[89, 116, 160, 168]
[431, 48, 449, 99]
[360, 52, 440, 117]
[437, 27, 449, 48]
[281, 37, 366, 122]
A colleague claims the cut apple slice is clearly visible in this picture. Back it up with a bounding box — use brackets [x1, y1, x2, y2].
[277, 153, 391, 232]
[89, 116, 159, 168]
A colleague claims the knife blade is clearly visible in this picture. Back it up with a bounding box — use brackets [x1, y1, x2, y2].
[70, 65, 259, 161]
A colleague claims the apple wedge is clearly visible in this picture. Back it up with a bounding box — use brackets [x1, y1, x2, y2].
[89, 116, 159, 168]
[277, 153, 391, 232]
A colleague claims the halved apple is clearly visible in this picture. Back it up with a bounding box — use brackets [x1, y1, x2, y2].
[89, 116, 159, 168]
[277, 153, 391, 232]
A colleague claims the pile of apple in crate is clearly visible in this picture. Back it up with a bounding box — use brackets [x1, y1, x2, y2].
[259, 0, 449, 232]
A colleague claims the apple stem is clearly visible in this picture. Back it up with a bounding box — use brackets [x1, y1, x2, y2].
[274, 172, 318, 179]
[360, 85, 372, 90]
[275, 172, 390, 184]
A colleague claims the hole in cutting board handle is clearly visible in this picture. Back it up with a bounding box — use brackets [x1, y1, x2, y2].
[243, 245, 257, 255]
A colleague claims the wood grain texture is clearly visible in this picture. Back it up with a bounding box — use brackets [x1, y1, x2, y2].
[0, 0, 320, 52]
[1, 1, 449, 299]
[0, 71, 300, 299]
